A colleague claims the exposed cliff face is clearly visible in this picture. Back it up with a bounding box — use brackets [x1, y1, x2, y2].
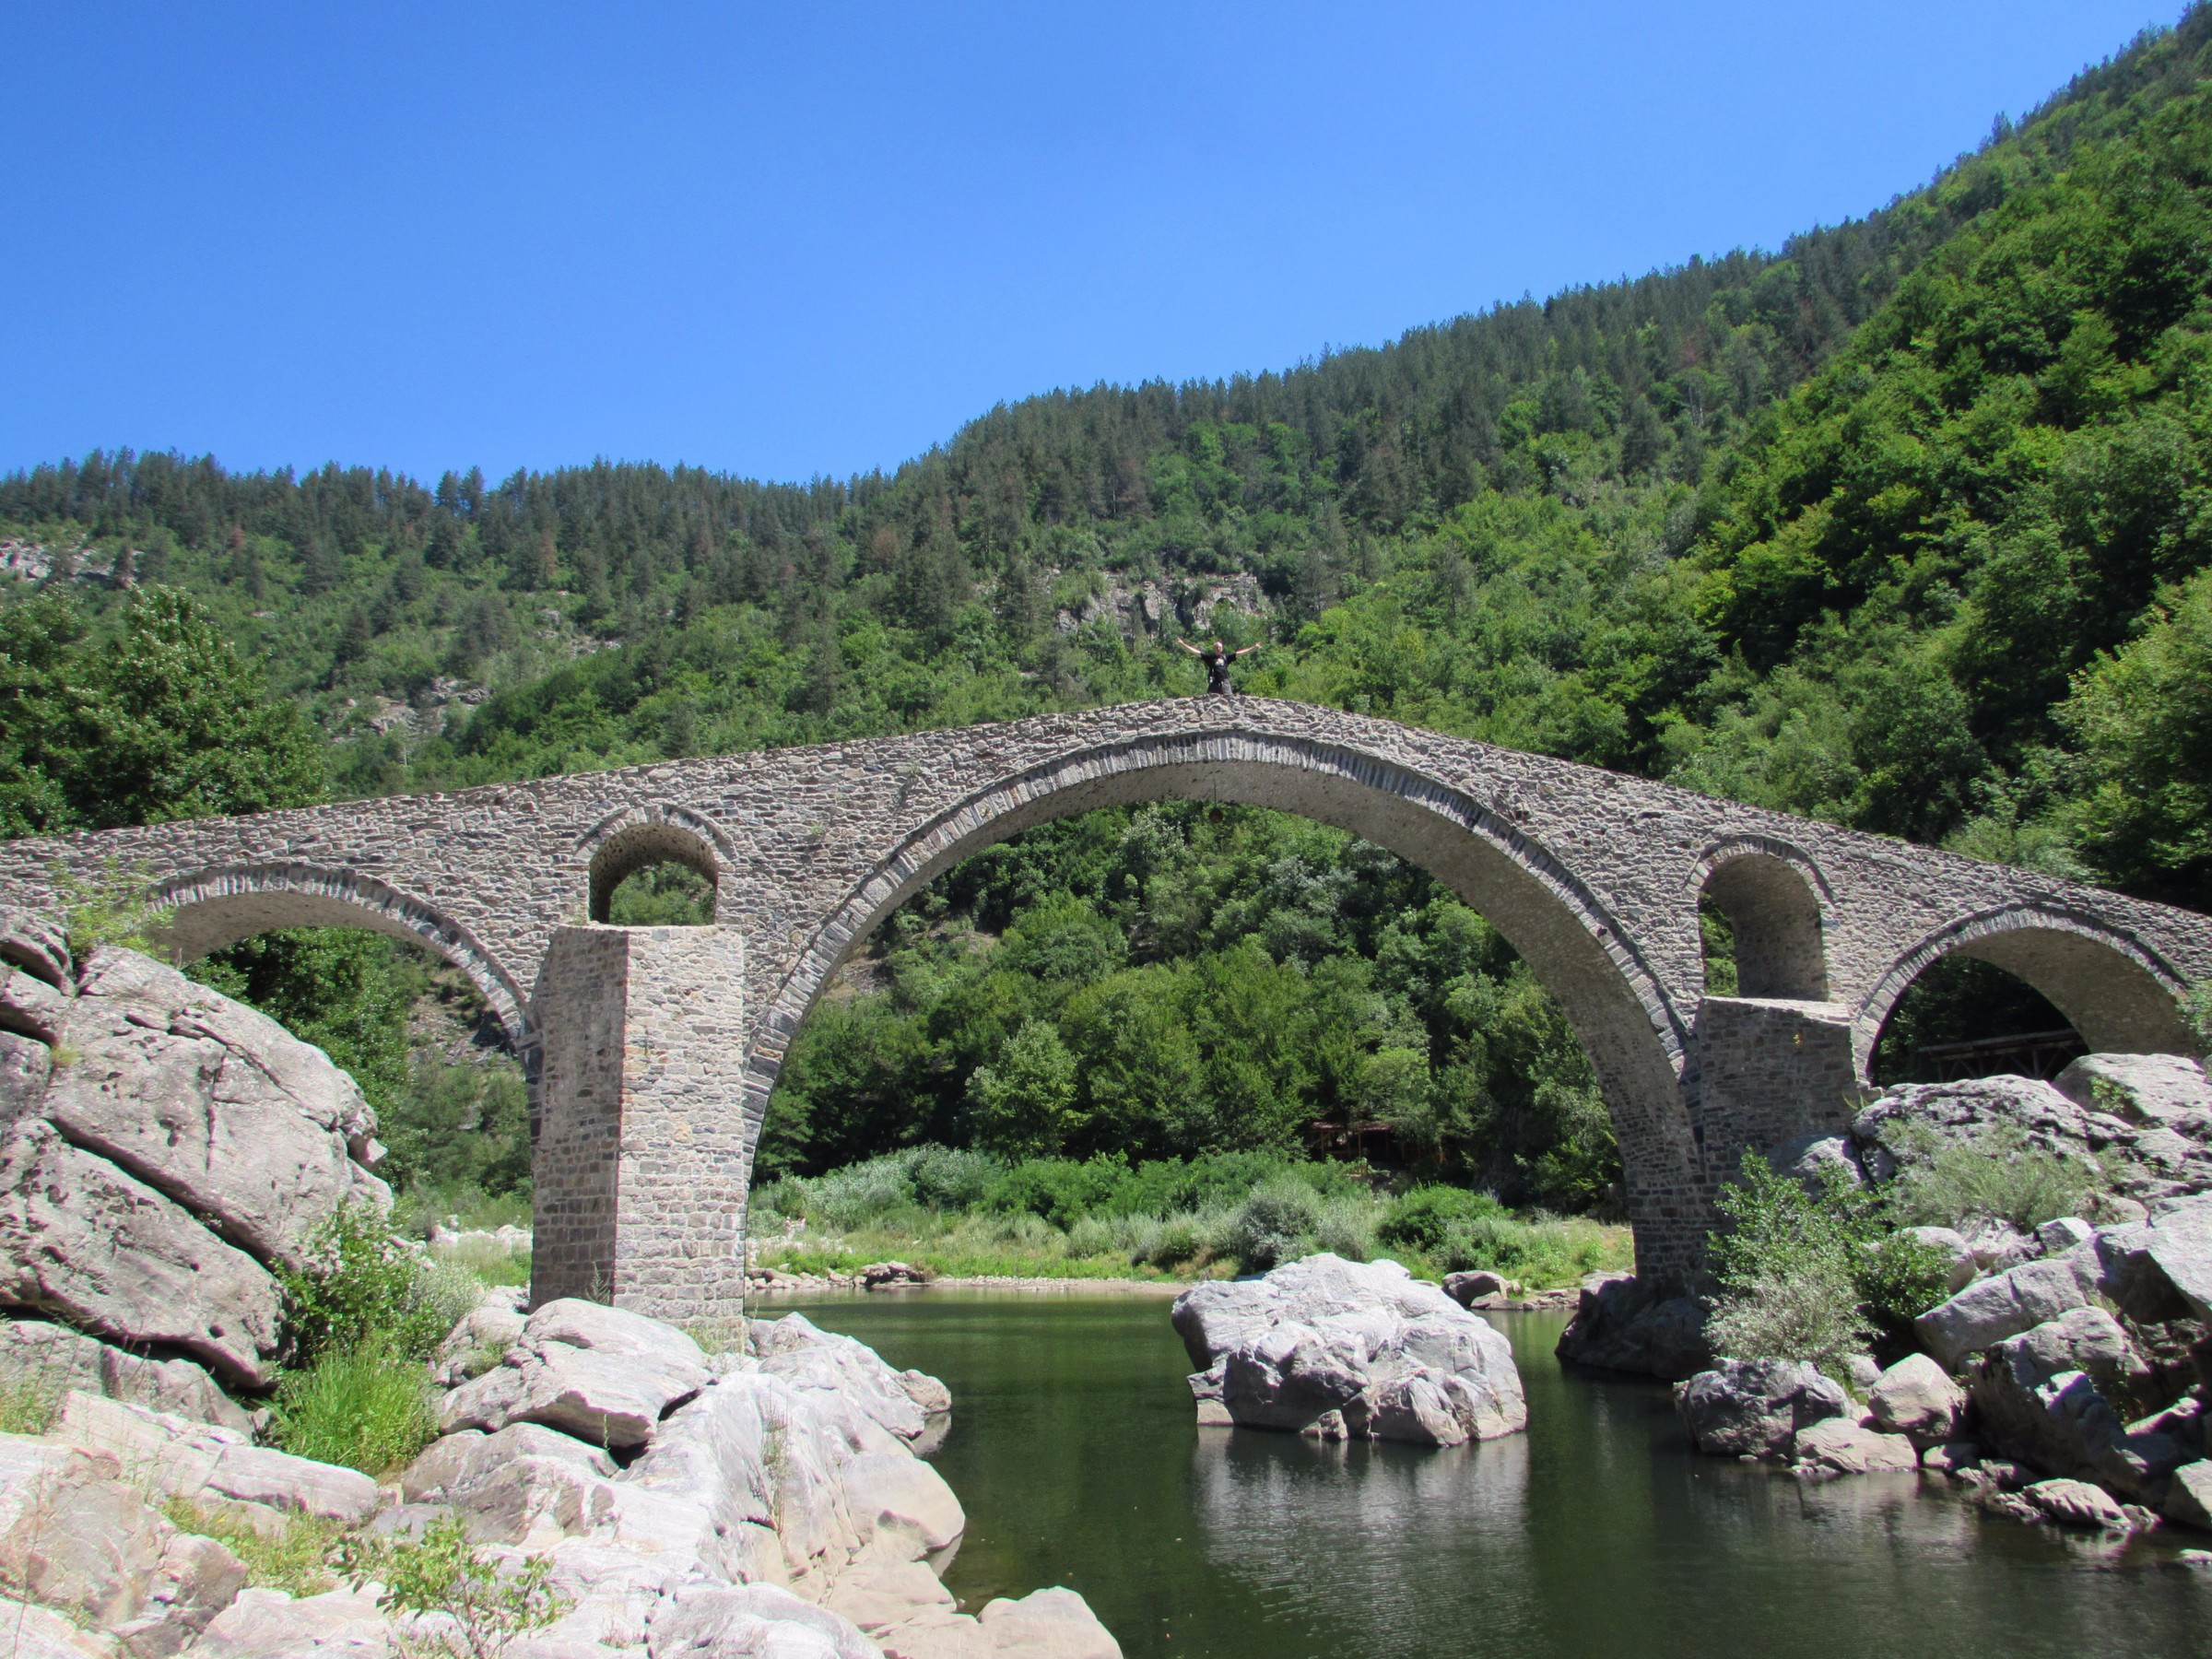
[0, 912, 388, 1394]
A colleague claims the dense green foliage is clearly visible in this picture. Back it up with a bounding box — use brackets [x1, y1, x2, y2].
[277, 1203, 479, 1368]
[270, 1204, 479, 1474]
[6, 12, 2211, 1203]
[761, 801, 1616, 1207]
[1687, 73, 2212, 893]
[0, 587, 322, 837]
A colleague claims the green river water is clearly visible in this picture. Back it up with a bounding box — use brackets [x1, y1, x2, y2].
[771, 1292, 2210, 1659]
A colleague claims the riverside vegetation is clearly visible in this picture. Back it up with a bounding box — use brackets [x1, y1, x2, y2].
[7, 13, 2212, 1244]
[750, 1145, 1630, 1288]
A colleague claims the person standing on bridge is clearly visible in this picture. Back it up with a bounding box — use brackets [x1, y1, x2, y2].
[1177, 635, 1258, 695]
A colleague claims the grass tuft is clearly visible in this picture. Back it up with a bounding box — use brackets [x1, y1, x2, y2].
[269, 1345, 439, 1477]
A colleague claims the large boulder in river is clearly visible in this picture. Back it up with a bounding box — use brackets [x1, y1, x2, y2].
[1674, 1359, 1848, 1460]
[0, 918, 392, 1388]
[1866, 1353, 1968, 1448]
[1171, 1254, 1525, 1446]
[1554, 1272, 1712, 1380]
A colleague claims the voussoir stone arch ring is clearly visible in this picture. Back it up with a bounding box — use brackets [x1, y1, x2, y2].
[736, 728, 1688, 1129]
[148, 860, 535, 1058]
[574, 801, 739, 924]
[1852, 900, 2194, 1076]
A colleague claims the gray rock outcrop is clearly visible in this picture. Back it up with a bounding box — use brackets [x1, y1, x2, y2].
[0, 919, 391, 1388]
[1970, 1312, 2185, 1502]
[0, 1121, 283, 1387]
[0, 1314, 252, 1432]
[1854, 1057, 2212, 1212]
[1553, 1272, 1712, 1380]
[0, 1433, 250, 1658]
[440, 1297, 713, 1450]
[1171, 1254, 1525, 1446]
[1914, 1255, 2094, 1370]
[6, 1300, 1124, 1659]
[1673, 1359, 1848, 1460]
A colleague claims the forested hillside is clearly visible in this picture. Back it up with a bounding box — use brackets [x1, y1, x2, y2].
[6, 9, 2211, 1206]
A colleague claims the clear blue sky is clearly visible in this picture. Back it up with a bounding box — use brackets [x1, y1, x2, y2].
[0, 2, 2184, 487]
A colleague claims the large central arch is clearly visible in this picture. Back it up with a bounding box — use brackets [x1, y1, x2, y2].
[738, 729, 1702, 1246]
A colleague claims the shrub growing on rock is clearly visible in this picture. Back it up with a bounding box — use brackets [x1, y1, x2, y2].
[1706, 1153, 1951, 1370]
[340, 1512, 564, 1659]
[1883, 1124, 2106, 1232]
[279, 1203, 479, 1365]
[1706, 1253, 1872, 1368]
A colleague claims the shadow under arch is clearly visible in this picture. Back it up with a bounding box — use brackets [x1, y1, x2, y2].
[1692, 837, 1832, 1000]
[574, 802, 733, 924]
[741, 730, 1700, 1248]
[150, 861, 535, 1062]
[1853, 901, 2198, 1077]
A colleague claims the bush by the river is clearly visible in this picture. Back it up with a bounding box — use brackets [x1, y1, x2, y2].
[1705, 1152, 1983, 1373]
[753, 1147, 1630, 1287]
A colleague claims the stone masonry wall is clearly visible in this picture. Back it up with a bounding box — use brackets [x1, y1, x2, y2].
[2, 698, 2208, 1307]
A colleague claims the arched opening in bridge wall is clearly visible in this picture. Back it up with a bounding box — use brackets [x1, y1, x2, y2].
[151, 864, 537, 1222]
[742, 735, 1704, 1273]
[1855, 904, 2199, 1084]
[578, 805, 725, 926]
[1694, 844, 1830, 1001]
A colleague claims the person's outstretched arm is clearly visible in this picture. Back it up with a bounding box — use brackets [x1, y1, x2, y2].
[1174, 637, 1203, 655]
[1233, 642, 1261, 658]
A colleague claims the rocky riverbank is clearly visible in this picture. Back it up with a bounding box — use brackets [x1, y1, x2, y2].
[0, 921, 1123, 1658]
[1648, 1057, 2212, 1548]
[4, 1296, 1122, 1658]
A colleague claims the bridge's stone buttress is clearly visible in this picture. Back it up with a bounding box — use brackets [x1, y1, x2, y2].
[0, 698, 2207, 1312]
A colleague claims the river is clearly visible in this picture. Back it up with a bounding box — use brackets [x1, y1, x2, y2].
[766, 1291, 2210, 1659]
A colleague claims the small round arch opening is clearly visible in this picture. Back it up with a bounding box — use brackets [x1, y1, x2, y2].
[1698, 850, 1829, 1000]
[588, 823, 721, 925]
[1855, 907, 2199, 1081]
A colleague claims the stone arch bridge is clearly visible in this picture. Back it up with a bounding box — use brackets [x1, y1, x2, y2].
[2, 698, 2206, 1324]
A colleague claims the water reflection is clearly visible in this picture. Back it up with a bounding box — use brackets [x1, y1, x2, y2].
[1189, 1426, 1530, 1642]
[770, 1294, 2212, 1659]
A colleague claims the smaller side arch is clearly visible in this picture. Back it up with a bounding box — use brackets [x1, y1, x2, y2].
[149, 862, 535, 1060]
[574, 803, 734, 924]
[1693, 838, 1831, 1000]
[1853, 902, 2198, 1077]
